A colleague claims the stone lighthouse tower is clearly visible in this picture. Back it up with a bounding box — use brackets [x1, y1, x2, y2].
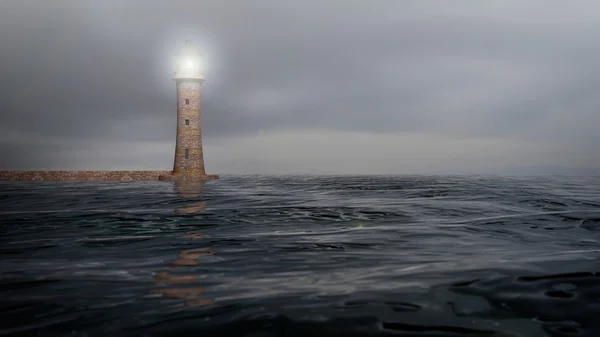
[160, 41, 218, 181]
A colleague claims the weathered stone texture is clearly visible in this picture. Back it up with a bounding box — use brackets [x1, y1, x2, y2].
[178, 81, 201, 92]
[0, 171, 171, 181]
[173, 78, 206, 176]
[174, 155, 205, 170]
[159, 173, 219, 181]
[176, 134, 203, 147]
[178, 114, 200, 129]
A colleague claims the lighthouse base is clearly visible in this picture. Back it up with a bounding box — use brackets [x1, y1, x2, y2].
[158, 173, 219, 182]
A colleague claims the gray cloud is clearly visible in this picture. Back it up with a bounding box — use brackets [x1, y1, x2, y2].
[0, 0, 598, 174]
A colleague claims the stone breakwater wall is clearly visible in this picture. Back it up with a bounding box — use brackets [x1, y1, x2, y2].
[0, 171, 172, 181]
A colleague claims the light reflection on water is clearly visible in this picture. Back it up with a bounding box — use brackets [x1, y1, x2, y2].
[0, 175, 599, 336]
[152, 181, 214, 308]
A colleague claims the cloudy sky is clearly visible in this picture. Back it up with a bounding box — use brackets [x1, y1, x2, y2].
[1, 0, 599, 175]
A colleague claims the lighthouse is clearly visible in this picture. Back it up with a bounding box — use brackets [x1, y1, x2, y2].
[160, 41, 218, 182]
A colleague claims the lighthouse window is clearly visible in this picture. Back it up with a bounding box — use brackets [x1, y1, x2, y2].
[185, 98, 190, 105]
[185, 119, 189, 125]
[185, 149, 189, 159]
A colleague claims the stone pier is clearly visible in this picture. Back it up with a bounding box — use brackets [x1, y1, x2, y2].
[0, 171, 220, 182]
[0, 171, 171, 181]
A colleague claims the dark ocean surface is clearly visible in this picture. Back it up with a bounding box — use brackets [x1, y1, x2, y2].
[1, 175, 600, 337]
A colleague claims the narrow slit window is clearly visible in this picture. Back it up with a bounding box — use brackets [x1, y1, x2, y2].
[184, 149, 189, 159]
[185, 98, 190, 105]
[185, 119, 189, 125]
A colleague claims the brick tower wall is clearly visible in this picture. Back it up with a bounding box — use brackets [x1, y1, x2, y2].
[173, 80, 205, 175]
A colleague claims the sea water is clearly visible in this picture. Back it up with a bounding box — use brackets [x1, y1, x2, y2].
[1, 175, 600, 336]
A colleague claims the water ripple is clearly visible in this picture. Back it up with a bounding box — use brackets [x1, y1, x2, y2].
[0, 175, 599, 336]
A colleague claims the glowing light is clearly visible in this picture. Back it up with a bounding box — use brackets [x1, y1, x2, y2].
[174, 40, 205, 80]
